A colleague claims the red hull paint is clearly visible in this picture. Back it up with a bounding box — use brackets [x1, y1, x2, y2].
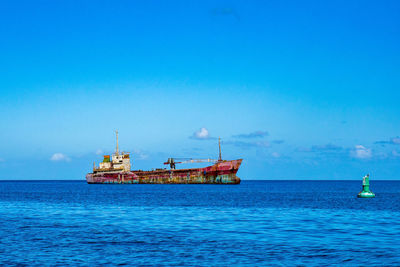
[86, 159, 242, 184]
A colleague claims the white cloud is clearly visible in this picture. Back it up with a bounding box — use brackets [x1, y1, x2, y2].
[392, 137, 400, 145]
[133, 149, 149, 160]
[375, 136, 400, 145]
[50, 153, 71, 162]
[351, 145, 372, 159]
[191, 127, 212, 140]
[271, 152, 280, 158]
[96, 149, 104, 155]
[232, 131, 269, 139]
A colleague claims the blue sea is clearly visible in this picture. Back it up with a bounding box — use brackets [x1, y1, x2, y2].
[0, 180, 399, 266]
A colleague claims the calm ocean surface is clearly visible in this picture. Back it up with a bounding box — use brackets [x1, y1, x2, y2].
[0, 180, 399, 266]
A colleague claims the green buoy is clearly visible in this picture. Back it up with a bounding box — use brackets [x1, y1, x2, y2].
[357, 174, 375, 198]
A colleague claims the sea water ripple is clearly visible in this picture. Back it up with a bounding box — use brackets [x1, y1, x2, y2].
[0, 180, 399, 266]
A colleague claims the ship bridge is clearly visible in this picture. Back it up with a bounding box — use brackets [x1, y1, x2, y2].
[94, 130, 131, 173]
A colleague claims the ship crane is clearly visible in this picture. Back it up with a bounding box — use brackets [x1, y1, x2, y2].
[164, 158, 217, 169]
[164, 137, 223, 169]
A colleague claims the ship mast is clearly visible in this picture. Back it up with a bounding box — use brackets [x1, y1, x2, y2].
[115, 130, 119, 156]
[218, 137, 222, 161]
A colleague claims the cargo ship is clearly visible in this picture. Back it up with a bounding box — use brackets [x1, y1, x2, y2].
[86, 131, 242, 184]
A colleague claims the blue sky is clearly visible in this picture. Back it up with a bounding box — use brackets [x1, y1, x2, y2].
[0, 0, 399, 179]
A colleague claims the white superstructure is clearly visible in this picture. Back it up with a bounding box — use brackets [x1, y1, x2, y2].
[94, 130, 131, 173]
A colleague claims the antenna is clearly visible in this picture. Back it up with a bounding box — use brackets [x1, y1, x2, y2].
[218, 137, 222, 161]
[115, 130, 119, 155]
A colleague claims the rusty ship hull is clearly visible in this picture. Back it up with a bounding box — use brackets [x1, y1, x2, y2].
[86, 159, 242, 184]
